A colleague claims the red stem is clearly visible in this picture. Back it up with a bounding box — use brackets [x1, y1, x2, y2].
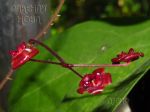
[30, 59, 83, 78]
[71, 63, 130, 67]
[29, 39, 83, 78]
[30, 59, 130, 68]
[30, 59, 61, 65]
[29, 58, 130, 79]
[29, 39, 66, 64]
[67, 67, 83, 78]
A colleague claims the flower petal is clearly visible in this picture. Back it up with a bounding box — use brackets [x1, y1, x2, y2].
[77, 68, 112, 95]
[10, 42, 39, 69]
[112, 48, 144, 64]
[92, 68, 104, 75]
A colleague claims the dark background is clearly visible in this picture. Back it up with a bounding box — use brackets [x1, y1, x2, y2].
[52, 0, 150, 29]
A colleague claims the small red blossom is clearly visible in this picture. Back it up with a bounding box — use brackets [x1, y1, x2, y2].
[77, 68, 112, 95]
[112, 48, 144, 64]
[9, 42, 39, 69]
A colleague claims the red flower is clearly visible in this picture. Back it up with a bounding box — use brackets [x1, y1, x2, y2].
[77, 68, 112, 95]
[112, 48, 144, 64]
[9, 42, 39, 69]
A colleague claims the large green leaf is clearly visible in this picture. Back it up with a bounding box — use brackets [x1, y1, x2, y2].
[8, 21, 150, 112]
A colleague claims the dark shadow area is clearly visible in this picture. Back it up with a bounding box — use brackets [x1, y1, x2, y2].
[128, 69, 150, 112]
[100, 17, 150, 26]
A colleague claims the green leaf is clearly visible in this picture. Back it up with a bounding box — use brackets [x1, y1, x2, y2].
[8, 21, 150, 112]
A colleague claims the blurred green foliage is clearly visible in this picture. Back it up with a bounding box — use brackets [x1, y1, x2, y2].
[51, 0, 150, 30]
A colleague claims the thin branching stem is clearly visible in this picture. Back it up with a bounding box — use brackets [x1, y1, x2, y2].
[30, 59, 83, 78]
[29, 39, 83, 78]
[30, 59, 61, 65]
[71, 63, 131, 67]
[67, 67, 83, 78]
[35, 0, 65, 40]
[0, 68, 14, 90]
[29, 39, 66, 63]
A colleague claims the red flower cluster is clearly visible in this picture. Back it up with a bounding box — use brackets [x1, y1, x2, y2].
[9, 42, 39, 69]
[8, 40, 144, 95]
[77, 68, 112, 95]
[112, 48, 144, 64]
